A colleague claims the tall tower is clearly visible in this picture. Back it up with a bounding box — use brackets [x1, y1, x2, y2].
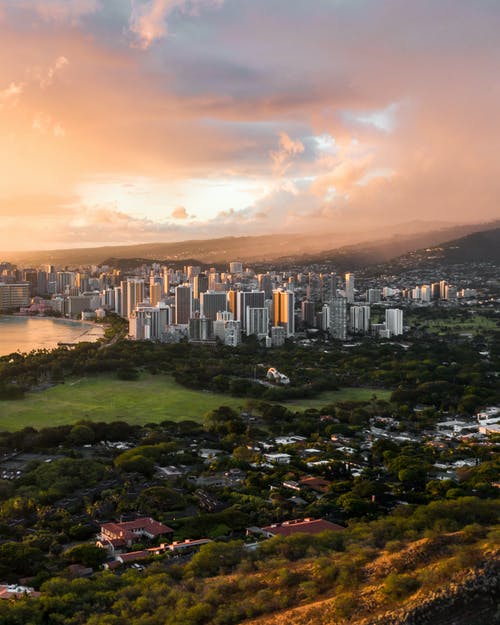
[175, 285, 193, 324]
[301, 300, 315, 327]
[237, 291, 265, 333]
[330, 297, 347, 340]
[126, 279, 145, 319]
[350, 305, 371, 334]
[246, 307, 269, 338]
[193, 274, 209, 300]
[149, 282, 162, 307]
[272, 289, 295, 337]
[385, 308, 403, 336]
[257, 273, 273, 299]
[201, 291, 227, 320]
[345, 273, 355, 303]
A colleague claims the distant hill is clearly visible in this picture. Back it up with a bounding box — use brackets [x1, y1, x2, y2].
[379, 227, 500, 270]
[434, 227, 500, 264]
[2, 220, 499, 268]
[268, 222, 500, 270]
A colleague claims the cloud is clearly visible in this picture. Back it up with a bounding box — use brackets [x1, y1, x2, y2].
[0, 82, 24, 108]
[270, 132, 305, 176]
[1, 0, 500, 251]
[171, 205, 188, 219]
[129, 0, 224, 49]
[34, 56, 69, 89]
[29, 0, 101, 23]
[32, 112, 66, 138]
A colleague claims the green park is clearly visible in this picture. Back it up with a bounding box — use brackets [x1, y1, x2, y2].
[0, 373, 391, 431]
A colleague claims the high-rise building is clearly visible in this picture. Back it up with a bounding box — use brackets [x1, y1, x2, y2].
[162, 268, 170, 296]
[126, 279, 145, 319]
[270, 326, 286, 346]
[226, 290, 237, 316]
[257, 274, 273, 299]
[301, 300, 315, 327]
[245, 307, 269, 338]
[350, 305, 371, 333]
[149, 282, 162, 307]
[186, 266, 201, 281]
[439, 280, 449, 300]
[188, 317, 214, 343]
[23, 270, 38, 296]
[323, 273, 337, 301]
[0, 283, 30, 311]
[316, 304, 330, 331]
[345, 273, 355, 303]
[229, 261, 243, 274]
[237, 291, 265, 332]
[431, 282, 441, 300]
[367, 288, 381, 304]
[201, 291, 227, 320]
[175, 285, 192, 325]
[129, 304, 170, 341]
[385, 308, 403, 336]
[193, 274, 209, 300]
[56, 271, 75, 294]
[330, 297, 347, 340]
[272, 289, 295, 337]
[421, 285, 432, 302]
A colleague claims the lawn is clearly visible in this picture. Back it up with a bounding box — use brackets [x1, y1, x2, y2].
[286, 387, 392, 409]
[0, 374, 393, 431]
[409, 314, 498, 335]
[0, 374, 246, 431]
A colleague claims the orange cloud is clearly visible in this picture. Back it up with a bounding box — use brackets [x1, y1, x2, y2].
[171, 206, 188, 219]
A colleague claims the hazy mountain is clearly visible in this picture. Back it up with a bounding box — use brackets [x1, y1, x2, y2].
[269, 222, 500, 270]
[3, 220, 499, 267]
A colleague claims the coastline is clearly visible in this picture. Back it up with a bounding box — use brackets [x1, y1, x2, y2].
[0, 315, 106, 356]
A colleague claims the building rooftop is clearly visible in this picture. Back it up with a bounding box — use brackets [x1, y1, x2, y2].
[261, 518, 344, 537]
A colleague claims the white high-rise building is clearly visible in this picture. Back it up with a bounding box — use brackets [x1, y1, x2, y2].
[350, 305, 371, 334]
[345, 273, 355, 303]
[385, 308, 403, 336]
[129, 304, 170, 341]
[246, 307, 269, 338]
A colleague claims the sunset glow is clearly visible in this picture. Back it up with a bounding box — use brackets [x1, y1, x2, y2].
[1, 0, 499, 250]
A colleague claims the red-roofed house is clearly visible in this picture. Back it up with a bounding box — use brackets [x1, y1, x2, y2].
[299, 477, 332, 494]
[258, 518, 344, 538]
[98, 517, 173, 554]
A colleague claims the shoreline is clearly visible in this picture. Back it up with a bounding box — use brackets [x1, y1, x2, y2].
[0, 315, 106, 356]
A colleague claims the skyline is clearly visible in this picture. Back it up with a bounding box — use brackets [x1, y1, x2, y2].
[1, 0, 500, 250]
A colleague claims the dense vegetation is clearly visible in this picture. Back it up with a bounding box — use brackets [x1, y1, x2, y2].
[0, 306, 497, 624]
[1, 324, 498, 414]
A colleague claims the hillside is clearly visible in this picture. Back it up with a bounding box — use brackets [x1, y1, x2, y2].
[434, 227, 500, 264]
[3, 220, 499, 267]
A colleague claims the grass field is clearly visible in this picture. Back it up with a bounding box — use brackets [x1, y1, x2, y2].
[408, 314, 498, 336]
[0, 373, 392, 431]
[286, 387, 392, 409]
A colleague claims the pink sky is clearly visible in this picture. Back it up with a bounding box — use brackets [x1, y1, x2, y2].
[0, 0, 499, 250]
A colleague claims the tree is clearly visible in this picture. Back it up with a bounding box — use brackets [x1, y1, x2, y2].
[204, 406, 245, 436]
[68, 424, 95, 446]
[64, 544, 107, 569]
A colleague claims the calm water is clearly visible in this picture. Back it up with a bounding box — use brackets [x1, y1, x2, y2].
[0, 316, 104, 356]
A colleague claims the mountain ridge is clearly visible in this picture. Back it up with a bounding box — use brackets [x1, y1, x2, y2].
[3, 220, 499, 267]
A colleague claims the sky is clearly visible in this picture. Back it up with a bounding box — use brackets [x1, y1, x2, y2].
[0, 0, 499, 250]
